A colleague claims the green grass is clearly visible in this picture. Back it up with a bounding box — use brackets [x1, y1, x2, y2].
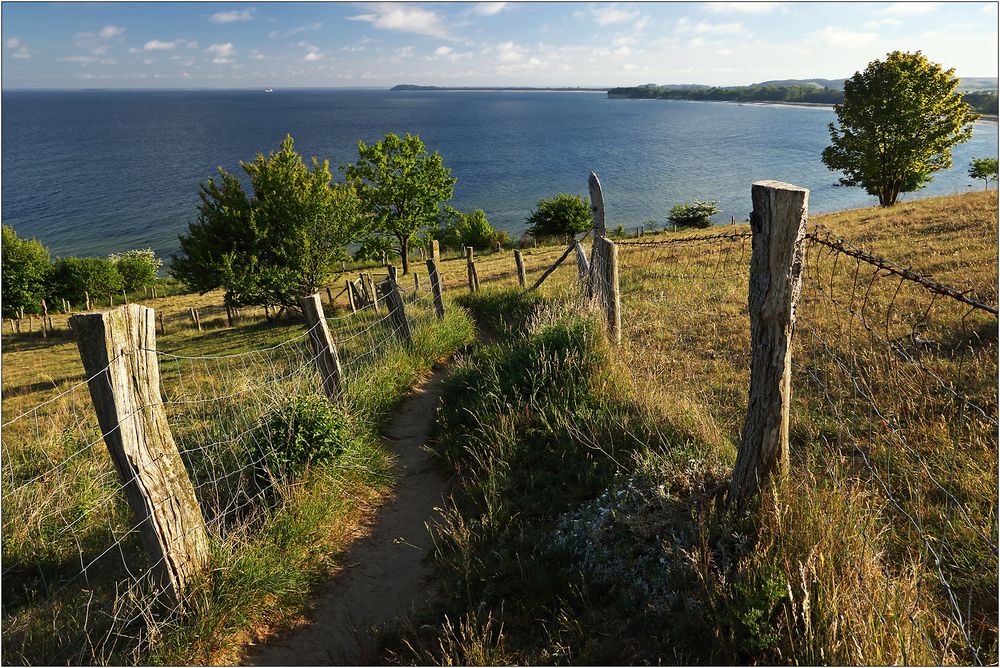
[1, 285, 475, 665]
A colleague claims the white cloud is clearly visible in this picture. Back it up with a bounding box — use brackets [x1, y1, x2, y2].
[304, 50, 322, 62]
[91, 44, 112, 55]
[144, 39, 178, 50]
[6, 37, 21, 49]
[471, 2, 508, 16]
[808, 25, 878, 48]
[434, 46, 454, 57]
[872, 2, 940, 17]
[268, 22, 322, 38]
[64, 55, 98, 63]
[207, 42, 236, 57]
[348, 4, 450, 39]
[676, 17, 744, 34]
[7, 37, 30, 58]
[703, 2, 781, 14]
[580, 4, 641, 27]
[209, 8, 256, 23]
[496, 41, 525, 63]
[99, 25, 125, 39]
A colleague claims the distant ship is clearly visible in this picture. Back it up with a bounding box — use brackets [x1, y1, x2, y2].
[264, 88, 274, 93]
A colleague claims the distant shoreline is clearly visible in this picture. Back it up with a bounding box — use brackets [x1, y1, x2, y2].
[391, 84, 608, 93]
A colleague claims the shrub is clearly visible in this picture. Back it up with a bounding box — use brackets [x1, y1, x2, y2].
[253, 395, 350, 480]
[525, 193, 591, 238]
[110, 249, 162, 293]
[668, 200, 720, 229]
[435, 207, 505, 251]
[1, 224, 51, 317]
[50, 256, 124, 305]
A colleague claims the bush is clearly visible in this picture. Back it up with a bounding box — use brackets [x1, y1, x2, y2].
[110, 249, 162, 293]
[253, 395, 350, 480]
[1, 225, 51, 317]
[50, 256, 124, 305]
[434, 207, 505, 251]
[525, 193, 591, 238]
[668, 200, 720, 229]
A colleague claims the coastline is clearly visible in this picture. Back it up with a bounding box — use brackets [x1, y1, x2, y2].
[735, 99, 998, 123]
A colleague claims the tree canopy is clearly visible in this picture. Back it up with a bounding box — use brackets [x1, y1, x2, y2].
[172, 135, 362, 312]
[344, 133, 455, 274]
[433, 207, 506, 251]
[525, 193, 591, 238]
[821, 51, 979, 207]
[969, 158, 998, 190]
[2, 224, 51, 317]
[668, 200, 720, 229]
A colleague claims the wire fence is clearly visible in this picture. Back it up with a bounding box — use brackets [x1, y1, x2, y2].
[612, 225, 997, 664]
[1, 280, 444, 664]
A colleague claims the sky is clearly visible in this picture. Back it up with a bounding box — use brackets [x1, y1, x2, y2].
[2, 2, 997, 89]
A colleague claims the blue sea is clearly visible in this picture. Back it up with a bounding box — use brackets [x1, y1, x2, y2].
[2, 89, 996, 260]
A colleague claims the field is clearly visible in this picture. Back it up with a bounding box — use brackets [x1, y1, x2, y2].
[2, 190, 997, 665]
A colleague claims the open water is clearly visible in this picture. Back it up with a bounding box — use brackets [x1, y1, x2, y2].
[2, 88, 996, 260]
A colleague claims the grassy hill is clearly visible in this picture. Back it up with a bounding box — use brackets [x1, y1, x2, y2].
[2, 191, 996, 664]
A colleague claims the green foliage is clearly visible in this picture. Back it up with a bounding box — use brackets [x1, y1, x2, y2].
[668, 200, 720, 229]
[822, 51, 979, 206]
[253, 395, 350, 480]
[345, 132, 456, 274]
[525, 193, 591, 238]
[434, 207, 506, 251]
[611, 224, 626, 239]
[609, 82, 845, 104]
[50, 257, 123, 305]
[1, 225, 51, 317]
[172, 135, 362, 310]
[109, 249, 162, 293]
[969, 158, 998, 189]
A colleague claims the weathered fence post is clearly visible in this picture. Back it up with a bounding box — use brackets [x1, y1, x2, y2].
[346, 280, 357, 313]
[189, 308, 202, 332]
[588, 171, 606, 237]
[70, 304, 209, 605]
[413, 272, 420, 291]
[158, 311, 166, 335]
[85, 291, 91, 311]
[383, 267, 413, 345]
[366, 273, 381, 311]
[40, 300, 49, 338]
[326, 287, 335, 310]
[122, 289, 128, 305]
[514, 249, 526, 288]
[431, 240, 440, 264]
[466, 247, 476, 292]
[301, 293, 344, 403]
[731, 181, 809, 508]
[109, 293, 114, 307]
[426, 259, 446, 320]
[592, 236, 621, 345]
[573, 240, 590, 293]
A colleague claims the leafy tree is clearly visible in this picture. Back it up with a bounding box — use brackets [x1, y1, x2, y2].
[1, 224, 51, 317]
[172, 135, 362, 311]
[50, 257, 124, 305]
[345, 133, 456, 274]
[525, 193, 591, 238]
[668, 200, 720, 229]
[969, 158, 998, 190]
[821, 51, 979, 207]
[110, 249, 162, 293]
[434, 207, 505, 251]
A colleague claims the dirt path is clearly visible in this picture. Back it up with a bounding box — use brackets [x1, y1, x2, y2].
[243, 367, 452, 666]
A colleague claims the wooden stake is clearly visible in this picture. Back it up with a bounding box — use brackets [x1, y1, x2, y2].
[514, 250, 526, 287]
[301, 293, 344, 403]
[158, 311, 166, 335]
[85, 291, 91, 311]
[413, 272, 420, 291]
[466, 247, 476, 292]
[122, 289, 128, 305]
[588, 171, 606, 237]
[70, 304, 209, 605]
[190, 308, 202, 332]
[426, 259, 445, 320]
[731, 181, 809, 508]
[346, 280, 357, 313]
[326, 286, 335, 310]
[381, 270, 412, 345]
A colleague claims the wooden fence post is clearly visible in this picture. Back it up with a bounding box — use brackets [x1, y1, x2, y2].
[84, 291, 91, 311]
[301, 293, 344, 403]
[589, 171, 606, 237]
[189, 308, 202, 332]
[465, 247, 476, 292]
[366, 273, 381, 311]
[426, 259, 446, 320]
[41, 300, 49, 338]
[158, 311, 166, 335]
[431, 240, 440, 264]
[346, 280, 357, 313]
[382, 269, 413, 345]
[731, 181, 809, 508]
[593, 237, 621, 345]
[413, 272, 420, 291]
[122, 289, 128, 305]
[573, 240, 590, 293]
[326, 287, 335, 310]
[514, 250, 526, 288]
[70, 304, 209, 604]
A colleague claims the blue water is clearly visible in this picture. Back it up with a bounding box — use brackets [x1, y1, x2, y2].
[2, 89, 996, 260]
